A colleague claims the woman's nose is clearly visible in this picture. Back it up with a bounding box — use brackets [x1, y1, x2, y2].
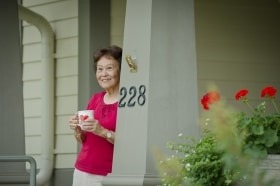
[101, 69, 108, 76]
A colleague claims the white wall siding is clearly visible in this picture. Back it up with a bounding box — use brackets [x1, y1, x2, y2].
[22, 26, 41, 44]
[56, 57, 78, 77]
[195, 0, 280, 110]
[56, 38, 78, 57]
[22, 44, 41, 62]
[27, 1, 77, 21]
[22, 0, 60, 7]
[55, 18, 78, 38]
[22, 0, 79, 169]
[24, 117, 41, 135]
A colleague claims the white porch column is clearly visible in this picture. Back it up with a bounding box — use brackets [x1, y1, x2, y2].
[103, 0, 199, 185]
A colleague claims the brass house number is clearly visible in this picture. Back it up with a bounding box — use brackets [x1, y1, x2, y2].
[119, 85, 146, 107]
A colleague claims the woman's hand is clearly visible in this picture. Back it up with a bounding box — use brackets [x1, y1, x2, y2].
[81, 119, 104, 136]
[69, 113, 85, 143]
[69, 114, 114, 143]
[69, 113, 80, 131]
[82, 120, 115, 144]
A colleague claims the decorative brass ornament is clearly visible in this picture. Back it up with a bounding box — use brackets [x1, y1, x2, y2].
[125, 55, 137, 73]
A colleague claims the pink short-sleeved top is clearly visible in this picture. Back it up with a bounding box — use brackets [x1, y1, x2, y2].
[75, 91, 118, 176]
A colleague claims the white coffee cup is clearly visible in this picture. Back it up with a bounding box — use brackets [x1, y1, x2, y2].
[77, 110, 94, 128]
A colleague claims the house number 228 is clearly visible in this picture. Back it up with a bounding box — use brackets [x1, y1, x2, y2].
[119, 85, 146, 107]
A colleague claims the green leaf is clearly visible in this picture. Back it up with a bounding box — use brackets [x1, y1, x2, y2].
[261, 128, 278, 147]
[252, 125, 264, 135]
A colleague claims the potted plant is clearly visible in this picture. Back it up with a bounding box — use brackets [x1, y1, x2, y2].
[234, 86, 280, 184]
[158, 86, 280, 186]
[235, 86, 280, 158]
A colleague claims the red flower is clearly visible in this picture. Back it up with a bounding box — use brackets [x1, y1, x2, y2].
[201, 91, 220, 110]
[261, 86, 277, 98]
[201, 95, 210, 110]
[235, 89, 249, 101]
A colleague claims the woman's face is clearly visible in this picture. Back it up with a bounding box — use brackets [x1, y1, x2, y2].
[96, 56, 120, 92]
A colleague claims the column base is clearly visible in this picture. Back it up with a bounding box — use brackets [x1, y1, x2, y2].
[102, 173, 161, 186]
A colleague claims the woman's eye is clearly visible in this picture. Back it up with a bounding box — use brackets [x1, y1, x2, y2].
[97, 68, 103, 71]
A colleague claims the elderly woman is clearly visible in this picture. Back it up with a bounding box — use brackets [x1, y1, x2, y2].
[69, 45, 122, 186]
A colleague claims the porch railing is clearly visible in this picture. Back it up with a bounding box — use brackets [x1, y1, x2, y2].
[0, 155, 36, 186]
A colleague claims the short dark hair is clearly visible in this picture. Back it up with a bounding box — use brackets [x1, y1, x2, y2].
[93, 45, 122, 71]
